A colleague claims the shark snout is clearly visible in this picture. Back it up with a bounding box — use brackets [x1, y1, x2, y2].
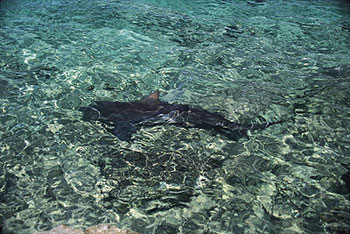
[79, 107, 101, 121]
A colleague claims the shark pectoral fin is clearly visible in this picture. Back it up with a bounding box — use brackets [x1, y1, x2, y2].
[111, 122, 137, 141]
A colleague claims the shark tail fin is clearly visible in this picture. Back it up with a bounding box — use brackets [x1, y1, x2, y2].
[228, 119, 284, 137]
[249, 119, 285, 131]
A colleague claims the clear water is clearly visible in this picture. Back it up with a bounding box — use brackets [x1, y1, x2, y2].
[1, 0, 350, 233]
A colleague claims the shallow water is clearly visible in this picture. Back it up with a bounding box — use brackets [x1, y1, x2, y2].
[1, 0, 350, 233]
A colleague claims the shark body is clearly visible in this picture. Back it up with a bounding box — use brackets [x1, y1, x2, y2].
[80, 91, 282, 141]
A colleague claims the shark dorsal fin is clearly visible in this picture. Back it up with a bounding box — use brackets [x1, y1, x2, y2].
[139, 91, 160, 104]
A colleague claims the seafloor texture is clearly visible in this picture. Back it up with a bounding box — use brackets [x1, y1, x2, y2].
[34, 224, 140, 234]
[0, 0, 350, 233]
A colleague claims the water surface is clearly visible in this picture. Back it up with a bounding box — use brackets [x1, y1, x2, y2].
[1, 0, 350, 233]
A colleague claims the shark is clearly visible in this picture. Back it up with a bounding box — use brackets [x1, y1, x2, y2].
[80, 91, 283, 141]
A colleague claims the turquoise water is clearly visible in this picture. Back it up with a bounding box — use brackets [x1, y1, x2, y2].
[1, 0, 350, 233]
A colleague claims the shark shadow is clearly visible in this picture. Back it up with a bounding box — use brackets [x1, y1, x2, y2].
[80, 91, 283, 141]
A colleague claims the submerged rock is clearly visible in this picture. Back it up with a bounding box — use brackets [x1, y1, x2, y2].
[85, 224, 140, 234]
[35, 225, 83, 234]
[35, 224, 140, 234]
